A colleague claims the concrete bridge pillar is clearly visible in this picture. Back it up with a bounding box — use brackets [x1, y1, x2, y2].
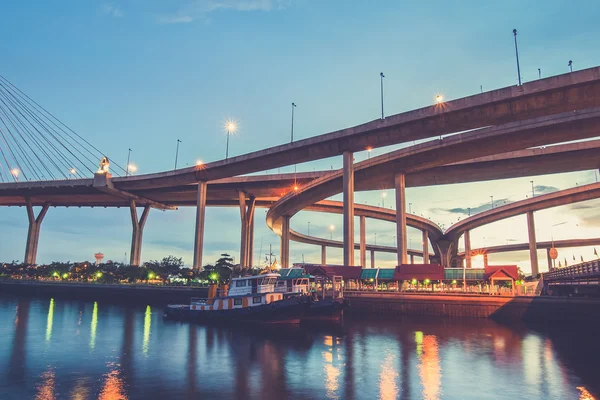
[342, 151, 355, 266]
[238, 192, 256, 268]
[321, 245, 326, 265]
[370, 250, 375, 268]
[248, 212, 255, 268]
[193, 181, 207, 271]
[434, 238, 455, 268]
[422, 230, 430, 264]
[527, 210, 539, 276]
[129, 200, 150, 266]
[410, 254, 414, 264]
[464, 230, 472, 268]
[24, 200, 50, 265]
[359, 216, 366, 267]
[280, 215, 290, 268]
[394, 173, 408, 265]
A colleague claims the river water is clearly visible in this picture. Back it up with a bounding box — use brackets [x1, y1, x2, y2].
[0, 295, 598, 400]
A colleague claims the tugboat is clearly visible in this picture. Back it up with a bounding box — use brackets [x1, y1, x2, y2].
[164, 274, 311, 324]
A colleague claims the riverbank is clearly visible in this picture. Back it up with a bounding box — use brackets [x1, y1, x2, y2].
[0, 280, 208, 306]
[345, 291, 600, 325]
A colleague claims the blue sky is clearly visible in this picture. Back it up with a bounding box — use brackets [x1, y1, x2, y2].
[0, 0, 599, 272]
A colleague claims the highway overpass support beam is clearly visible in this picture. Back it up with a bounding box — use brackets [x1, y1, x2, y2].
[321, 245, 326, 265]
[343, 151, 355, 266]
[395, 173, 408, 265]
[24, 200, 50, 265]
[422, 230, 430, 264]
[464, 230, 472, 268]
[281, 215, 290, 268]
[238, 192, 256, 268]
[129, 200, 150, 266]
[193, 181, 207, 271]
[360, 216, 366, 268]
[370, 250, 375, 269]
[527, 210, 539, 277]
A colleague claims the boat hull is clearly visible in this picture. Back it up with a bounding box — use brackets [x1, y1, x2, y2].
[302, 298, 349, 322]
[164, 297, 310, 325]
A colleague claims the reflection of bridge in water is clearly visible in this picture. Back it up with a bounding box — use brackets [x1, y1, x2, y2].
[1, 68, 600, 284]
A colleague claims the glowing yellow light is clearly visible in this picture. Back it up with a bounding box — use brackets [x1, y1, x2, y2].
[90, 301, 98, 350]
[10, 168, 19, 177]
[69, 168, 77, 174]
[96, 272, 103, 278]
[62, 273, 69, 279]
[435, 94, 444, 104]
[127, 164, 138, 174]
[381, 192, 387, 198]
[196, 159, 204, 166]
[143, 305, 151, 355]
[366, 146, 373, 152]
[329, 225, 335, 231]
[224, 120, 238, 133]
[148, 272, 155, 279]
[45, 298, 54, 344]
[293, 185, 299, 191]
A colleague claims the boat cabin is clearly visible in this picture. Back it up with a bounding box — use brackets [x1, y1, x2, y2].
[275, 268, 312, 294]
[189, 274, 283, 311]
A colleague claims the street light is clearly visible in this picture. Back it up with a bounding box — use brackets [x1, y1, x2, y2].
[10, 168, 19, 182]
[568, 60, 573, 72]
[308, 221, 311, 236]
[381, 191, 387, 208]
[127, 164, 138, 175]
[513, 29, 522, 86]
[380, 72, 385, 119]
[69, 168, 77, 178]
[126, 148, 132, 177]
[490, 195, 494, 209]
[366, 146, 373, 159]
[291, 103, 296, 143]
[174, 139, 182, 170]
[538, 68, 541, 79]
[225, 120, 237, 160]
[530, 180, 535, 197]
[435, 94, 444, 104]
[409, 202, 412, 214]
[329, 224, 335, 240]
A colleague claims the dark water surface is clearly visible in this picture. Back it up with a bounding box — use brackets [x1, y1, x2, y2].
[0, 295, 598, 400]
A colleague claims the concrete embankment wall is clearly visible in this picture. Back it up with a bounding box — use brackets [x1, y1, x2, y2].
[345, 292, 600, 324]
[0, 281, 208, 306]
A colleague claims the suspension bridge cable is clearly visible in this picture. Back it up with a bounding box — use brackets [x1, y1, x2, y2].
[0, 75, 127, 176]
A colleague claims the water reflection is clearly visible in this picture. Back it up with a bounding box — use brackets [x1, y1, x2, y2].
[45, 298, 54, 344]
[98, 362, 127, 400]
[89, 301, 98, 350]
[142, 305, 151, 355]
[1, 295, 600, 400]
[417, 335, 441, 400]
[34, 368, 55, 400]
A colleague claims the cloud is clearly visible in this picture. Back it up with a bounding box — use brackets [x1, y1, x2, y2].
[157, 0, 289, 24]
[434, 198, 511, 216]
[102, 4, 124, 18]
[533, 185, 559, 195]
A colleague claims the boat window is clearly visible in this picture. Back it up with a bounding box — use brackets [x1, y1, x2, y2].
[277, 281, 286, 286]
[234, 299, 242, 306]
[235, 280, 247, 287]
[252, 296, 262, 304]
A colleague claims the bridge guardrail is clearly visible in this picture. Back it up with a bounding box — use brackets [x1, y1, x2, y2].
[544, 260, 600, 281]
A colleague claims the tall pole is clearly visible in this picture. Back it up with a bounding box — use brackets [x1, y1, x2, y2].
[380, 72, 385, 119]
[126, 148, 132, 177]
[174, 139, 181, 170]
[568, 60, 573, 72]
[531, 180, 535, 197]
[538, 68, 541, 79]
[225, 129, 230, 160]
[291, 102, 296, 143]
[490, 196, 494, 209]
[513, 29, 522, 86]
[308, 221, 311, 236]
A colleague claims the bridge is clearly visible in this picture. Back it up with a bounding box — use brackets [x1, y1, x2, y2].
[2, 66, 600, 289]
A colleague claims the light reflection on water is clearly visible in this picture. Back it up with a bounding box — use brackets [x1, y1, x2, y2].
[0, 295, 599, 400]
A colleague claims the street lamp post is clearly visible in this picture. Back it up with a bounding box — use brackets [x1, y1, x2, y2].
[308, 221, 311, 236]
[329, 225, 335, 240]
[538, 68, 541, 79]
[291, 103, 296, 143]
[490, 195, 494, 209]
[225, 120, 237, 160]
[568, 60, 573, 72]
[174, 139, 181, 170]
[409, 202, 412, 214]
[513, 29, 522, 86]
[380, 72, 385, 119]
[126, 148, 132, 177]
[381, 191, 387, 208]
[531, 180, 535, 197]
